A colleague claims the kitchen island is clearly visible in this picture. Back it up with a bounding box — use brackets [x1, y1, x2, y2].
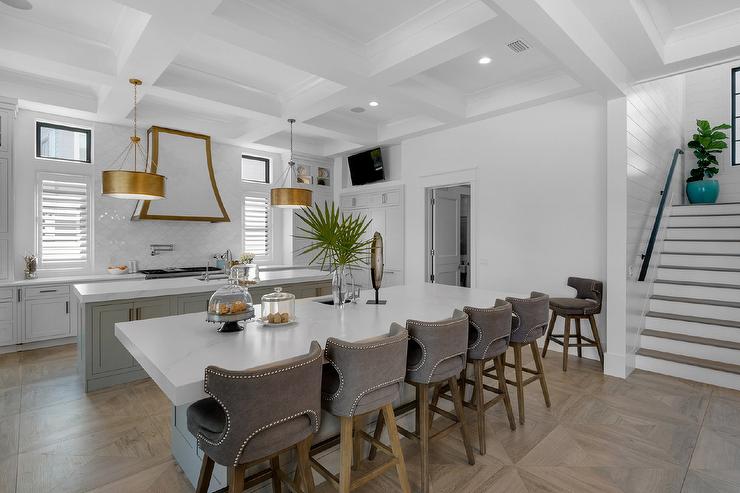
[73, 268, 331, 392]
[114, 283, 519, 491]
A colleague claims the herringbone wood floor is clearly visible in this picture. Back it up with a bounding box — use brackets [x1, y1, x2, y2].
[0, 344, 737, 493]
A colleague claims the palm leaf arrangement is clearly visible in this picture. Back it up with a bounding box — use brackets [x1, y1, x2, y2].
[295, 202, 373, 271]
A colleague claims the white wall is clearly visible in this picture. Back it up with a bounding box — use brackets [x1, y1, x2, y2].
[684, 61, 740, 202]
[401, 92, 607, 357]
[622, 76, 685, 373]
[12, 109, 286, 277]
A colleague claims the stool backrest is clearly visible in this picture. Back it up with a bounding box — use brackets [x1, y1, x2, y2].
[202, 340, 323, 466]
[405, 309, 469, 384]
[506, 291, 550, 344]
[464, 299, 512, 360]
[323, 325, 409, 416]
[568, 277, 603, 312]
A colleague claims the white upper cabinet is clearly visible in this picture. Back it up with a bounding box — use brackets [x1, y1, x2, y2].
[0, 111, 8, 154]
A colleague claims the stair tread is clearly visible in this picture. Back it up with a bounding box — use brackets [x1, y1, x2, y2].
[641, 329, 740, 350]
[661, 252, 740, 257]
[670, 213, 740, 217]
[674, 202, 740, 207]
[646, 311, 740, 329]
[651, 294, 740, 308]
[658, 264, 740, 272]
[654, 279, 740, 290]
[637, 348, 740, 375]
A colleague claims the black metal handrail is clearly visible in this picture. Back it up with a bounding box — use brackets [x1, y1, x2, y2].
[638, 148, 684, 281]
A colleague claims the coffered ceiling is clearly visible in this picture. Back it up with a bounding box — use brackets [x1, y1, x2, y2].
[2, 0, 740, 157]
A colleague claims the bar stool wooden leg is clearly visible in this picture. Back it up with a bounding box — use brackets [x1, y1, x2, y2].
[352, 415, 365, 470]
[494, 355, 516, 431]
[562, 316, 571, 371]
[418, 384, 430, 493]
[473, 360, 486, 454]
[575, 318, 583, 358]
[270, 456, 282, 493]
[530, 341, 551, 408]
[513, 344, 525, 425]
[339, 416, 353, 493]
[383, 404, 411, 493]
[367, 410, 384, 461]
[296, 437, 315, 493]
[428, 383, 441, 432]
[448, 376, 475, 465]
[196, 454, 214, 493]
[589, 314, 605, 368]
[227, 463, 247, 493]
[542, 311, 557, 357]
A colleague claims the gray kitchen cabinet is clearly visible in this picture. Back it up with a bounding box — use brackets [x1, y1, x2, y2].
[175, 293, 212, 315]
[89, 297, 171, 380]
[91, 302, 134, 375]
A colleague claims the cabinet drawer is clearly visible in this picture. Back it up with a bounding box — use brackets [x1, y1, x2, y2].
[0, 288, 11, 301]
[25, 285, 70, 299]
[0, 301, 11, 321]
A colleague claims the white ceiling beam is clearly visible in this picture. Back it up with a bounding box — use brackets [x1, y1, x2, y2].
[97, 0, 224, 121]
[485, 0, 632, 97]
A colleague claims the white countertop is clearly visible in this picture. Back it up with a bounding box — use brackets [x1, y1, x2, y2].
[115, 284, 522, 406]
[73, 268, 330, 303]
[0, 272, 146, 288]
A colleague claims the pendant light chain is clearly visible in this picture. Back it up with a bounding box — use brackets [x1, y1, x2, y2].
[133, 80, 138, 172]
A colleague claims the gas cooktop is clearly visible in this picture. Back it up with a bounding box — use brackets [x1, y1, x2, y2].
[138, 267, 209, 279]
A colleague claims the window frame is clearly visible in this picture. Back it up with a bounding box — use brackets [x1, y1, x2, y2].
[242, 190, 274, 263]
[241, 154, 271, 184]
[732, 67, 740, 166]
[35, 120, 92, 164]
[36, 172, 93, 272]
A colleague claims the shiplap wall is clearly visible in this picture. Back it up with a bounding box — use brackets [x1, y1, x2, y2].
[684, 62, 740, 203]
[625, 76, 685, 356]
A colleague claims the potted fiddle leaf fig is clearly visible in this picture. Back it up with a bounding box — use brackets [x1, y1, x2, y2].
[686, 119, 731, 204]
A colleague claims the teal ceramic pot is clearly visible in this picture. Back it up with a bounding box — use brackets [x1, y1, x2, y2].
[686, 179, 719, 204]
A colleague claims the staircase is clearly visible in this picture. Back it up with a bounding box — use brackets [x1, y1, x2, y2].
[636, 202, 740, 390]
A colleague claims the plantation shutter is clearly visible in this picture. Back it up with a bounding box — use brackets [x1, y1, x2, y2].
[243, 194, 271, 258]
[40, 177, 89, 264]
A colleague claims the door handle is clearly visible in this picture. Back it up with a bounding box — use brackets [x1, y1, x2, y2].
[17, 289, 21, 302]
[129, 308, 134, 321]
[39, 289, 57, 293]
[65, 301, 69, 314]
[136, 307, 141, 320]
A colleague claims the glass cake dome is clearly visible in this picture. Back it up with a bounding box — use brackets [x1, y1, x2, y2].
[260, 287, 295, 325]
[207, 276, 254, 332]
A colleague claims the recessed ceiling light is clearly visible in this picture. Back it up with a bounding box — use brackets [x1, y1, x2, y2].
[368, 101, 379, 107]
[0, 0, 32, 9]
[478, 56, 492, 65]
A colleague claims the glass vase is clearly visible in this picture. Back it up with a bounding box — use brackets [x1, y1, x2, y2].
[332, 264, 355, 306]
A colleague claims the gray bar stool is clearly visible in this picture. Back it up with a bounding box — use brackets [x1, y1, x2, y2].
[542, 277, 605, 370]
[368, 310, 475, 493]
[310, 325, 411, 493]
[187, 341, 323, 493]
[457, 300, 517, 455]
[504, 292, 552, 425]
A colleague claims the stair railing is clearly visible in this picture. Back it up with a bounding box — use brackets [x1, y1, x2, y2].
[638, 148, 684, 281]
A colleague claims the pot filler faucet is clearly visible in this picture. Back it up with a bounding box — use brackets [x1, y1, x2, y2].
[150, 244, 174, 256]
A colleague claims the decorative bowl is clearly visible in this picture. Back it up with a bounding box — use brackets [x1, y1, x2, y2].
[107, 266, 129, 275]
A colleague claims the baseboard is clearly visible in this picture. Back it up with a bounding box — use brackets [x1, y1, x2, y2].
[0, 336, 76, 354]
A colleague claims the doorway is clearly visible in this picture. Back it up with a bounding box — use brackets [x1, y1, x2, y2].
[426, 184, 471, 287]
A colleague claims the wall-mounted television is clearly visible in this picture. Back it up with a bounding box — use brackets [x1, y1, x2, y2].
[348, 147, 384, 186]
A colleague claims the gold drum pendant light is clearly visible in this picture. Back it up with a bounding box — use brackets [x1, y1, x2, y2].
[271, 118, 312, 208]
[102, 79, 165, 200]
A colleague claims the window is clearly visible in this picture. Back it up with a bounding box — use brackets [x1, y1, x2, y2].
[38, 174, 90, 267]
[733, 67, 740, 165]
[243, 193, 272, 260]
[36, 121, 92, 163]
[241, 154, 270, 183]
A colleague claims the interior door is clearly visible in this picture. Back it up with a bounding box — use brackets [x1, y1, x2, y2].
[432, 189, 461, 286]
